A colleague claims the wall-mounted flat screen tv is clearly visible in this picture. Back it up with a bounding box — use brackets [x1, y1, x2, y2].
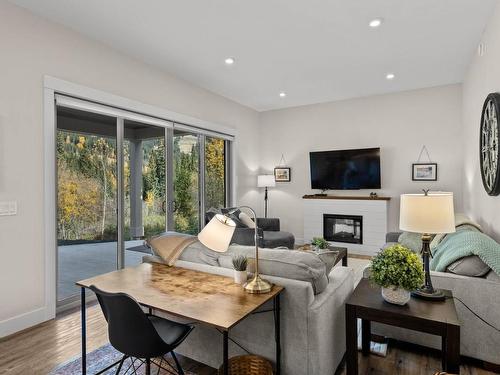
[309, 147, 381, 190]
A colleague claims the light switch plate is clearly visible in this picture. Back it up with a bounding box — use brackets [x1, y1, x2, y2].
[0, 201, 17, 216]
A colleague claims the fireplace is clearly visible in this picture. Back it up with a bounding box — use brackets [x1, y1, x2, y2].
[323, 214, 363, 244]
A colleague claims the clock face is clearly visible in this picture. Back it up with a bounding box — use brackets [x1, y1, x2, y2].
[480, 93, 500, 196]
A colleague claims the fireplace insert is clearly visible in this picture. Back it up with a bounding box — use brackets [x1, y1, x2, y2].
[323, 214, 363, 244]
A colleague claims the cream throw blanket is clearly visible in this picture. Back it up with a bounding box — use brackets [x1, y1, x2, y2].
[146, 232, 197, 266]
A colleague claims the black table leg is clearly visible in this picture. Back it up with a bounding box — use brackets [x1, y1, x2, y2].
[444, 324, 460, 373]
[81, 287, 86, 375]
[342, 255, 348, 267]
[361, 319, 371, 356]
[223, 330, 229, 375]
[345, 304, 358, 375]
[274, 294, 281, 375]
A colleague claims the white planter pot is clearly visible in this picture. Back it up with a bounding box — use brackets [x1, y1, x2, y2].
[381, 286, 411, 305]
[234, 270, 247, 285]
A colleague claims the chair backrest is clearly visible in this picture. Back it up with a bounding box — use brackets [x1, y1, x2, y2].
[90, 285, 168, 358]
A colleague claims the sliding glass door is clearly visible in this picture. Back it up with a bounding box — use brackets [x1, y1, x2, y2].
[55, 96, 232, 307]
[56, 107, 119, 303]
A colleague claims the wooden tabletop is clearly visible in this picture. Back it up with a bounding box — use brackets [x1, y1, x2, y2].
[347, 279, 460, 326]
[77, 263, 283, 331]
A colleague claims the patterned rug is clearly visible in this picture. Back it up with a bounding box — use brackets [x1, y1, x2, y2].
[49, 344, 196, 374]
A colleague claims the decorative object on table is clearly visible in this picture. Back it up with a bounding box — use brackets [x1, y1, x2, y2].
[480, 93, 500, 196]
[370, 244, 424, 305]
[257, 174, 275, 218]
[198, 206, 272, 294]
[274, 167, 291, 182]
[218, 355, 273, 375]
[370, 192, 378, 198]
[412, 145, 437, 181]
[232, 255, 248, 285]
[399, 190, 455, 300]
[311, 237, 329, 251]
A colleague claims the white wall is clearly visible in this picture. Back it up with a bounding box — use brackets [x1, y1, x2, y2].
[258, 85, 464, 243]
[0, 2, 260, 336]
[462, 3, 500, 241]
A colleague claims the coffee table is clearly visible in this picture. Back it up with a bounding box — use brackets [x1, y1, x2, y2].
[345, 279, 460, 375]
[329, 246, 348, 266]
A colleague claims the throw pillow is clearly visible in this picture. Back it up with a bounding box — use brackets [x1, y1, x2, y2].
[446, 255, 491, 277]
[221, 208, 247, 228]
[239, 211, 256, 228]
[398, 232, 422, 253]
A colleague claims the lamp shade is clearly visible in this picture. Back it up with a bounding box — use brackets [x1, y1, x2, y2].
[198, 214, 236, 252]
[257, 175, 276, 188]
[400, 192, 455, 234]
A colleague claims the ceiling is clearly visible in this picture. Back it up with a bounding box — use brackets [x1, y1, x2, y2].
[9, 0, 497, 111]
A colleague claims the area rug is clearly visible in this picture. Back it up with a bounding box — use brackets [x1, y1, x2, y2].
[49, 344, 196, 374]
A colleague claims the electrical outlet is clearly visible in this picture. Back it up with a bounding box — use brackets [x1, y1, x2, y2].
[0, 201, 17, 216]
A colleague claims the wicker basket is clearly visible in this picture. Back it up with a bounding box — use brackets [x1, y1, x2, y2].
[218, 355, 274, 375]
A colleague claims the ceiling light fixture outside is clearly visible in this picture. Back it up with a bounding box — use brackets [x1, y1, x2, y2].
[279, 92, 286, 98]
[386, 73, 395, 80]
[224, 57, 235, 65]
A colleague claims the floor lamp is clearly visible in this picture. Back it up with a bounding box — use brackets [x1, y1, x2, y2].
[257, 175, 275, 218]
[399, 191, 455, 300]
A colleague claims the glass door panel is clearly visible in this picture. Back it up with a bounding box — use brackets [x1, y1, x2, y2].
[204, 136, 226, 211]
[123, 120, 167, 266]
[173, 129, 200, 234]
[56, 107, 118, 303]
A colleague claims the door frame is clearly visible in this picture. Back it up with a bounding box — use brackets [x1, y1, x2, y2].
[43, 76, 237, 318]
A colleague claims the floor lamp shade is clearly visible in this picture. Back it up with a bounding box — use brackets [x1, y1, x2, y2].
[198, 214, 236, 253]
[257, 175, 276, 188]
[400, 193, 455, 234]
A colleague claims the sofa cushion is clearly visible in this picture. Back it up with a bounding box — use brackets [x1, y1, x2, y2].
[178, 240, 220, 266]
[446, 255, 491, 277]
[238, 211, 255, 228]
[262, 231, 295, 249]
[486, 270, 500, 283]
[218, 245, 328, 294]
[221, 208, 247, 228]
[398, 231, 422, 253]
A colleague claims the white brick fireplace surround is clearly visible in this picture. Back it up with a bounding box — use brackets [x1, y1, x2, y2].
[303, 195, 390, 256]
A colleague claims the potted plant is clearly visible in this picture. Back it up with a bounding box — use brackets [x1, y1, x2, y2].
[370, 244, 424, 305]
[232, 255, 248, 285]
[311, 237, 329, 252]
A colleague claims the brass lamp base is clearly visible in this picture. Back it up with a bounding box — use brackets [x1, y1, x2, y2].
[244, 275, 272, 294]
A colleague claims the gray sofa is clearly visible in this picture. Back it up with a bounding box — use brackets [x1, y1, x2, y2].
[371, 232, 500, 366]
[144, 240, 354, 375]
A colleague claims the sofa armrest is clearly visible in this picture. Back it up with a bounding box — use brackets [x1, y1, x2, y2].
[256, 217, 280, 231]
[231, 227, 264, 246]
[386, 231, 402, 243]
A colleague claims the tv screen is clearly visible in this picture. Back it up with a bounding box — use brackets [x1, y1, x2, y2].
[310, 147, 381, 190]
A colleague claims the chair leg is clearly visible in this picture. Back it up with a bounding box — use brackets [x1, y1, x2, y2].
[115, 355, 127, 375]
[171, 352, 184, 375]
[145, 358, 151, 375]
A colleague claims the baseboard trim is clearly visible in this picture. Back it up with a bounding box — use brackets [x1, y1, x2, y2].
[0, 306, 49, 338]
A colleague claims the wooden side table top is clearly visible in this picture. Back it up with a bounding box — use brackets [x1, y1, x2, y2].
[77, 263, 284, 330]
[347, 279, 460, 327]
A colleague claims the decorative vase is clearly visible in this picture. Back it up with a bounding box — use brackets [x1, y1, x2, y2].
[234, 270, 247, 285]
[381, 286, 411, 305]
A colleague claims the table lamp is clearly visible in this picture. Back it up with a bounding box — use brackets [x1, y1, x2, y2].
[257, 175, 275, 218]
[399, 191, 455, 300]
[198, 206, 272, 294]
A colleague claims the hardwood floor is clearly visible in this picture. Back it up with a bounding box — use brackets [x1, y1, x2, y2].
[0, 304, 496, 375]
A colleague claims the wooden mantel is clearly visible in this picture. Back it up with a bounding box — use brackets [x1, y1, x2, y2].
[302, 194, 391, 201]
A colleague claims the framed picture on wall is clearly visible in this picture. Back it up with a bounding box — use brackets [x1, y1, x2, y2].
[274, 167, 291, 182]
[412, 163, 438, 181]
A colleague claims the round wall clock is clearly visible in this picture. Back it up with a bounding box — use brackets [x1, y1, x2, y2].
[480, 93, 500, 196]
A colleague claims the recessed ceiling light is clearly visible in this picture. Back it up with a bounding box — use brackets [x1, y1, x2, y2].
[224, 57, 235, 65]
[369, 18, 383, 28]
[386, 73, 395, 80]
[279, 92, 286, 98]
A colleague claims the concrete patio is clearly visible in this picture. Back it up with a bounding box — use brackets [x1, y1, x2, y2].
[57, 240, 150, 301]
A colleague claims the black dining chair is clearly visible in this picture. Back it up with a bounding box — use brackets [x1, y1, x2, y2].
[90, 285, 194, 375]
